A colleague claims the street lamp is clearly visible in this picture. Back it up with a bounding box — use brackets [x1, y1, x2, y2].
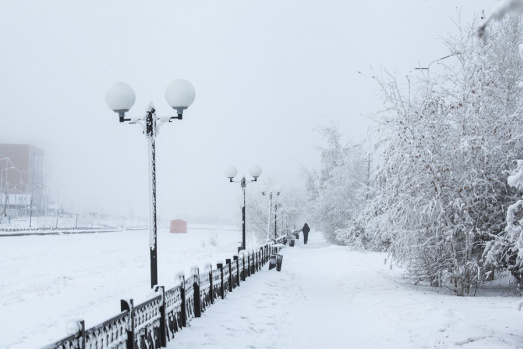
[105, 79, 196, 289]
[225, 165, 262, 251]
[262, 185, 282, 241]
[1, 164, 15, 218]
[24, 169, 39, 228]
[414, 52, 461, 78]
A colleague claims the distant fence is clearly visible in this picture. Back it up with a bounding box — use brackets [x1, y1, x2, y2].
[0, 227, 109, 232]
[0, 227, 119, 237]
[42, 242, 280, 349]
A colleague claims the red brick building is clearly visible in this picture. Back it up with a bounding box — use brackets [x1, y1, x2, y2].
[0, 144, 46, 216]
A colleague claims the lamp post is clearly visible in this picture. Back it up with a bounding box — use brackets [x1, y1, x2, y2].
[28, 170, 35, 228]
[0, 157, 14, 219]
[274, 203, 278, 238]
[105, 79, 196, 289]
[274, 203, 279, 238]
[225, 165, 262, 251]
[262, 185, 282, 241]
[1, 166, 14, 218]
[414, 52, 461, 78]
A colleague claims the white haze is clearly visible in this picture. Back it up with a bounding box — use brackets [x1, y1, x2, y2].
[0, 1, 494, 223]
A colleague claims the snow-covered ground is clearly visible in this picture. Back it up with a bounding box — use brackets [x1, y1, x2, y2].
[0, 224, 241, 348]
[1, 226, 523, 348]
[173, 233, 523, 348]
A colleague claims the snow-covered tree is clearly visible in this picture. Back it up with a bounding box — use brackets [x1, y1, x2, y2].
[368, 15, 523, 295]
[244, 184, 268, 246]
[306, 124, 368, 243]
[483, 23, 523, 289]
[277, 184, 308, 234]
[485, 160, 523, 288]
[479, 0, 523, 37]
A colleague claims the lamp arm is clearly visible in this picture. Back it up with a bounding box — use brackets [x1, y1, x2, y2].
[169, 114, 183, 121]
[119, 116, 132, 123]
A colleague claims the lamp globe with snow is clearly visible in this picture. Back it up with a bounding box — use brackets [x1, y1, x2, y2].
[225, 165, 262, 251]
[105, 79, 196, 289]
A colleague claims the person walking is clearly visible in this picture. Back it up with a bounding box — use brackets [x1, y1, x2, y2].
[302, 223, 310, 245]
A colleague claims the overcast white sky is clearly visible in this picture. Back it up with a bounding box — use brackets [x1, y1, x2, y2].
[0, 1, 495, 222]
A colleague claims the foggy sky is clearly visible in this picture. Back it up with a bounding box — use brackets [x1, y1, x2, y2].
[0, 1, 494, 223]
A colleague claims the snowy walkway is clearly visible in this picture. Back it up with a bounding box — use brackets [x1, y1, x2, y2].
[172, 232, 523, 348]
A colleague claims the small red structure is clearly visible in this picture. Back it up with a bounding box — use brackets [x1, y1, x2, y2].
[170, 219, 187, 234]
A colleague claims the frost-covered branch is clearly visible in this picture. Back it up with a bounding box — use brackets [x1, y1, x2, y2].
[478, 0, 523, 37]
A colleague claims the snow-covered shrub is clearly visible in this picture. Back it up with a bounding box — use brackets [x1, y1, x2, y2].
[335, 223, 368, 250]
[208, 233, 218, 247]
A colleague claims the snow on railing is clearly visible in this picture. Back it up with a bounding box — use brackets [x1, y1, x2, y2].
[42, 242, 275, 349]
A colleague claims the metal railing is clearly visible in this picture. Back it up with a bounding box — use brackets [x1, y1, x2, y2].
[43, 243, 273, 349]
[0, 227, 120, 237]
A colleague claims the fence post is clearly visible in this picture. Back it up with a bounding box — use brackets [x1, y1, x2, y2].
[250, 251, 255, 275]
[252, 251, 257, 273]
[71, 319, 86, 349]
[226, 259, 233, 292]
[178, 273, 187, 328]
[242, 250, 248, 281]
[246, 252, 250, 277]
[247, 251, 251, 275]
[234, 255, 240, 287]
[251, 251, 256, 274]
[238, 254, 242, 282]
[244, 252, 248, 279]
[192, 267, 201, 318]
[153, 286, 167, 347]
[249, 250, 256, 275]
[121, 299, 135, 349]
[206, 264, 214, 305]
[251, 251, 255, 275]
[217, 262, 224, 299]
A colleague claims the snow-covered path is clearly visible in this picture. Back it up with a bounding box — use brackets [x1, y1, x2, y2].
[173, 232, 523, 348]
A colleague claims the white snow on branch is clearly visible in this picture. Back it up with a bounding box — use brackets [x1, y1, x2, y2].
[508, 160, 523, 189]
[479, 0, 523, 37]
[490, 0, 523, 20]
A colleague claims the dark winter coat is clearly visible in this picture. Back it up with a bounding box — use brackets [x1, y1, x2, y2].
[302, 223, 310, 234]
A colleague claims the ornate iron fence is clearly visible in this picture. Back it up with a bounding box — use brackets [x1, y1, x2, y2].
[43, 242, 274, 349]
